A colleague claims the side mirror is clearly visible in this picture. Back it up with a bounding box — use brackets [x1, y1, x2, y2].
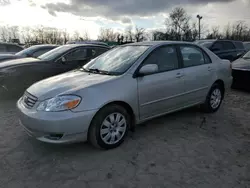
[138, 64, 158, 76]
[61, 57, 66, 63]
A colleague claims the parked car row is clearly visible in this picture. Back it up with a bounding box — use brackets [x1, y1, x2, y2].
[195, 40, 250, 91]
[5, 41, 232, 149]
[195, 39, 246, 62]
[0, 44, 110, 98]
[0, 44, 58, 62]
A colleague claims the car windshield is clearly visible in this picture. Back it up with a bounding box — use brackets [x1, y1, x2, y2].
[38, 45, 72, 61]
[83, 45, 149, 75]
[15, 45, 39, 57]
[243, 51, 250, 59]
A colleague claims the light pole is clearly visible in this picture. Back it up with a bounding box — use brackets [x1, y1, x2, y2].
[197, 14, 203, 40]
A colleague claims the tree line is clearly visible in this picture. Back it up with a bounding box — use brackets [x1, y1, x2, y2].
[0, 25, 90, 46]
[1, 7, 250, 46]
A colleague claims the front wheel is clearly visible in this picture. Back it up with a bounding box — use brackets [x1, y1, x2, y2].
[88, 104, 130, 149]
[201, 83, 223, 113]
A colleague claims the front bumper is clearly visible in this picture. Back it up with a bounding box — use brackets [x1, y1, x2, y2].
[17, 98, 98, 144]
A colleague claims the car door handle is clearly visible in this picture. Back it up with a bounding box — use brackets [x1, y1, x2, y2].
[208, 66, 213, 71]
[176, 73, 184, 78]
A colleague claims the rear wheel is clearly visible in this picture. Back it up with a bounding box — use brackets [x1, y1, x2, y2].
[201, 83, 223, 113]
[88, 104, 130, 149]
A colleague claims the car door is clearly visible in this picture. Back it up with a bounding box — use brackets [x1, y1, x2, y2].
[178, 44, 215, 105]
[211, 41, 236, 61]
[221, 41, 237, 61]
[210, 41, 224, 58]
[137, 45, 186, 120]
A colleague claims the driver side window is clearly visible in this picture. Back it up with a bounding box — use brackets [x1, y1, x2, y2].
[142, 46, 179, 73]
[63, 48, 87, 61]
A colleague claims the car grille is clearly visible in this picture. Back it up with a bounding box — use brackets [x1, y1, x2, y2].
[22, 91, 38, 108]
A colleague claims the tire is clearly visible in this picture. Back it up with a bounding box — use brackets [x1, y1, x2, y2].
[88, 104, 131, 149]
[201, 83, 223, 113]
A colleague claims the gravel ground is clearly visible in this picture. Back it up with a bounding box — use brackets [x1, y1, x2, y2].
[0, 89, 250, 188]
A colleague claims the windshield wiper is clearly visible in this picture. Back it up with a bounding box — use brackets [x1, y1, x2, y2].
[81, 68, 113, 75]
[89, 68, 100, 73]
[89, 68, 114, 75]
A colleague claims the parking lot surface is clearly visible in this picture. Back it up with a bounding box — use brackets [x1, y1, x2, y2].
[0, 90, 250, 188]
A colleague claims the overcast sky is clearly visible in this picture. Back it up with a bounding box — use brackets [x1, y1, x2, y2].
[0, 0, 249, 39]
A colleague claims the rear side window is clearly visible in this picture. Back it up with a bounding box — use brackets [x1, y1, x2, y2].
[180, 45, 211, 67]
[0, 44, 7, 52]
[211, 42, 223, 51]
[234, 41, 244, 49]
[64, 48, 88, 61]
[222, 41, 235, 50]
[92, 47, 109, 57]
[32, 48, 53, 57]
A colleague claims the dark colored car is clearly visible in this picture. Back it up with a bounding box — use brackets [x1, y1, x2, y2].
[243, 42, 250, 51]
[0, 42, 23, 54]
[231, 50, 250, 90]
[0, 44, 110, 98]
[195, 40, 246, 62]
[0, 44, 59, 63]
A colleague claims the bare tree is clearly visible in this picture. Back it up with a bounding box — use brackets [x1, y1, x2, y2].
[0, 25, 9, 42]
[62, 29, 69, 44]
[21, 26, 33, 43]
[134, 26, 145, 42]
[73, 31, 80, 41]
[97, 28, 117, 42]
[206, 26, 222, 39]
[125, 26, 133, 42]
[224, 23, 231, 39]
[166, 7, 190, 40]
[81, 30, 90, 41]
[231, 21, 248, 40]
[9, 26, 19, 39]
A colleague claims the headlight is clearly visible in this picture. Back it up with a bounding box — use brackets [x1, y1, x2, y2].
[37, 95, 81, 112]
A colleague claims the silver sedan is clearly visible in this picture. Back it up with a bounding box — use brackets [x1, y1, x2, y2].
[17, 41, 232, 149]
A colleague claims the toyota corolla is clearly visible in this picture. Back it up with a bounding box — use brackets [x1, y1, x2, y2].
[17, 41, 232, 149]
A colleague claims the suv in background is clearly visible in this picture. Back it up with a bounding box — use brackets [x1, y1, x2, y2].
[0, 42, 24, 54]
[195, 40, 246, 62]
[243, 42, 250, 51]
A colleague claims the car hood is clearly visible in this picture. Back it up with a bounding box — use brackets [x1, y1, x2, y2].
[27, 70, 116, 100]
[0, 57, 40, 69]
[232, 58, 250, 70]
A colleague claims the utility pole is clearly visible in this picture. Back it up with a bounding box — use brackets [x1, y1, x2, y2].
[197, 14, 203, 40]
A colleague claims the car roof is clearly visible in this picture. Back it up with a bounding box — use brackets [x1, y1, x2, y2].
[0, 42, 23, 47]
[31, 44, 59, 47]
[123, 41, 198, 47]
[66, 41, 109, 46]
[62, 44, 111, 49]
